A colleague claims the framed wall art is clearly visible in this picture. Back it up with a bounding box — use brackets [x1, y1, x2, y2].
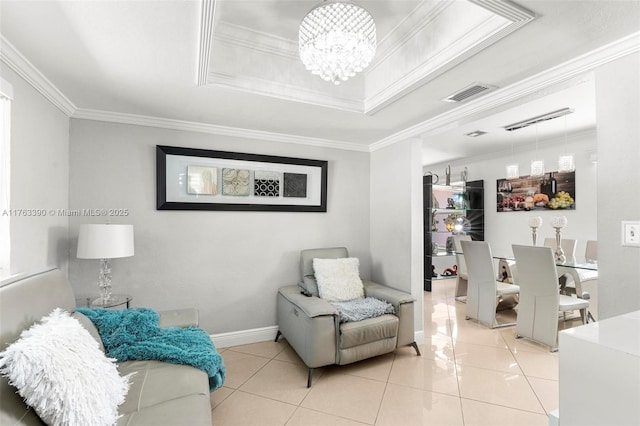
[496, 170, 575, 212]
[156, 145, 328, 212]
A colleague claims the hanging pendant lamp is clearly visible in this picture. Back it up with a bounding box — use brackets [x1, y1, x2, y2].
[299, 0, 377, 85]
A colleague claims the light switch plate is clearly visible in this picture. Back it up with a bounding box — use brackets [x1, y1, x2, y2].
[622, 221, 640, 247]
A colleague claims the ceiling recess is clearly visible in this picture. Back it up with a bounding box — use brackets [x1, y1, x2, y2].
[503, 107, 575, 131]
[443, 82, 497, 103]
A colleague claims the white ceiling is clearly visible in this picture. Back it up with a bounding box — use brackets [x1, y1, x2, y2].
[1, 0, 639, 165]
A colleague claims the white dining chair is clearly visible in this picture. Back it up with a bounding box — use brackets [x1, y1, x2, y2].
[544, 237, 578, 264]
[462, 240, 519, 328]
[453, 234, 472, 302]
[585, 240, 597, 263]
[512, 244, 590, 351]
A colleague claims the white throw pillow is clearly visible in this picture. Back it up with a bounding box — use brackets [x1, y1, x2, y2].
[0, 308, 131, 426]
[313, 257, 364, 302]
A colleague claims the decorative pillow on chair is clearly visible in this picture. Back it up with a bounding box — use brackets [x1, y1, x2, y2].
[0, 308, 131, 426]
[313, 257, 364, 302]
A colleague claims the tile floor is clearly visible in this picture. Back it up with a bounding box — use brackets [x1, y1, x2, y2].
[210, 279, 584, 425]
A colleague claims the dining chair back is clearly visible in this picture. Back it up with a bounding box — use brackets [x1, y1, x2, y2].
[453, 234, 472, 301]
[462, 241, 519, 328]
[543, 237, 577, 264]
[585, 240, 597, 263]
[512, 244, 589, 351]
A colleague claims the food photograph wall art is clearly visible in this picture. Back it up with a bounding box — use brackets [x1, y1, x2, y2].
[497, 171, 575, 212]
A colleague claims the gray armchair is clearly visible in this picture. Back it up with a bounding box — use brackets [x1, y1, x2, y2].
[275, 247, 420, 387]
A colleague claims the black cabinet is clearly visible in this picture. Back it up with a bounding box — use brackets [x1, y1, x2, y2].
[423, 177, 484, 291]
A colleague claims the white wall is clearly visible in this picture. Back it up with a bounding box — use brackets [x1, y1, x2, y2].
[424, 133, 598, 260]
[2, 67, 69, 277]
[595, 52, 640, 319]
[68, 119, 371, 334]
[370, 138, 424, 342]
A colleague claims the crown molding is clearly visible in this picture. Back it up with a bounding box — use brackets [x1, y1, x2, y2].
[0, 35, 76, 116]
[371, 0, 452, 69]
[208, 72, 364, 113]
[197, 0, 217, 86]
[370, 30, 640, 152]
[72, 108, 369, 152]
[213, 21, 299, 61]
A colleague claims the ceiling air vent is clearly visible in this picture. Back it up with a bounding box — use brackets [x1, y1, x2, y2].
[443, 82, 497, 103]
[503, 108, 574, 132]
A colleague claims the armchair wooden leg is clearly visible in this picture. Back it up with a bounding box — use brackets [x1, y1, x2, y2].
[274, 330, 282, 342]
[410, 341, 421, 356]
[307, 368, 314, 388]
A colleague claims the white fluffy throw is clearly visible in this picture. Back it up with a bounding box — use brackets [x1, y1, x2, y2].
[313, 257, 364, 302]
[0, 308, 131, 426]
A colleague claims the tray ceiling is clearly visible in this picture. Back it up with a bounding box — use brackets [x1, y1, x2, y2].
[203, 0, 535, 113]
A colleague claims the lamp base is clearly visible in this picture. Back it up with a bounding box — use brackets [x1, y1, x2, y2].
[98, 258, 113, 303]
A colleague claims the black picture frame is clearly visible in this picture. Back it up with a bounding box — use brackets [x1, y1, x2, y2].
[156, 145, 328, 212]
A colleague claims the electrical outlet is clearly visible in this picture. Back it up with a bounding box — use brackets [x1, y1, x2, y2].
[622, 221, 640, 247]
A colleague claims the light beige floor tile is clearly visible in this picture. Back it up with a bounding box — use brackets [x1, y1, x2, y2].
[376, 383, 464, 426]
[286, 407, 368, 426]
[460, 398, 549, 426]
[457, 365, 545, 414]
[453, 341, 522, 374]
[512, 350, 559, 381]
[423, 316, 455, 337]
[451, 324, 509, 349]
[275, 345, 306, 365]
[527, 376, 559, 414]
[212, 390, 296, 426]
[210, 387, 234, 409]
[220, 350, 270, 389]
[388, 353, 459, 396]
[328, 353, 394, 382]
[227, 340, 288, 359]
[239, 359, 313, 405]
[396, 334, 454, 362]
[301, 373, 386, 424]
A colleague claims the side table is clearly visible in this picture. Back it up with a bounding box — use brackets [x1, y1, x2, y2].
[76, 294, 133, 309]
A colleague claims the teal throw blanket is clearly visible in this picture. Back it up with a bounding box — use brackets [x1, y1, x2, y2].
[78, 308, 225, 391]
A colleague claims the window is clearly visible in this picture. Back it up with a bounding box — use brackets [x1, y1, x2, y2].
[0, 77, 13, 278]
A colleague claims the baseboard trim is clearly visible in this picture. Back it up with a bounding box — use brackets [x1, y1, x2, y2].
[211, 325, 426, 349]
[210, 326, 279, 349]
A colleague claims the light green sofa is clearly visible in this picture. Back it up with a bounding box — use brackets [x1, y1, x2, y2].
[0, 269, 212, 426]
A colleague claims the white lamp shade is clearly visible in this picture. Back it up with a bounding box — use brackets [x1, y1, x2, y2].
[77, 224, 134, 259]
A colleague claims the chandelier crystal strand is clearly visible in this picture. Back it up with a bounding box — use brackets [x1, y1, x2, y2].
[299, 1, 376, 85]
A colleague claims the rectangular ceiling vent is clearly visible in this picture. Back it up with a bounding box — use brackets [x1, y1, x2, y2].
[443, 82, 497, 103]
[503, 108, 574, 131]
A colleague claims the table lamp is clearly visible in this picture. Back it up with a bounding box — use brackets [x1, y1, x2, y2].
[77, 224, 134, 305]
[550, 216, 568, 264]
[528, 216, 543, 245]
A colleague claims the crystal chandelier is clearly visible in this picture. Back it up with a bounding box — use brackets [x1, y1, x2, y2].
[299, 0, 376, 85]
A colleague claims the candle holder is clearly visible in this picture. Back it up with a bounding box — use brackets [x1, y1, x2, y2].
[551, 216, 568, 264]
[528, 216, 542, 245]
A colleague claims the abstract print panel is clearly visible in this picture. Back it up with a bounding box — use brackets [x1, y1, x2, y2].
[254, 170, 281, 197]
[283, 173, 307, 198]
[222, 168, 251, 196]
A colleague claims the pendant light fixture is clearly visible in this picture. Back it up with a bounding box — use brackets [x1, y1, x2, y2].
[530, 122, 545, 177]
[299, 0, 377, 85]
[506, 138, 519, 180]
[558, 113, 575, 172]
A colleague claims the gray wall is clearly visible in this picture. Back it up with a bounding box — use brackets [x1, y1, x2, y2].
[3, 67, 69, 276]
[595, 52, 640, 319]
[370, 138, 424, 339]
[68, 119, 372, 334]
